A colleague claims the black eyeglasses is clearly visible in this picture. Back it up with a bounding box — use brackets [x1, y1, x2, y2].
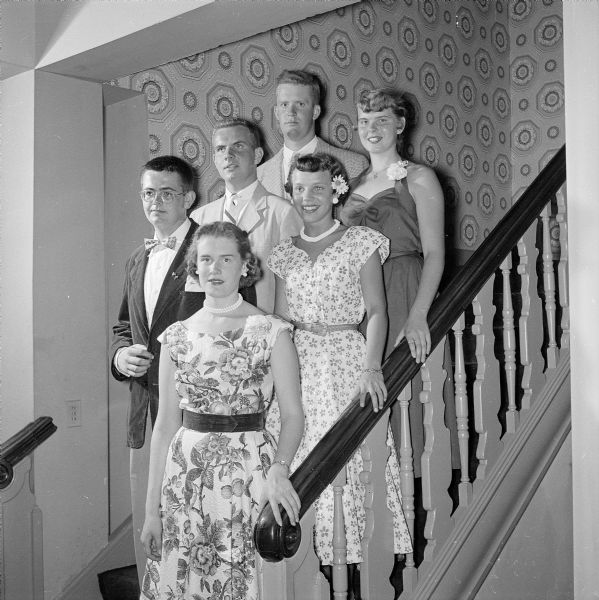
[139, 189, 186, 204]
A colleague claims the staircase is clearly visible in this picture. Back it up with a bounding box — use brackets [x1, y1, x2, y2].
[0, 147, 569, 600]
[254, 145, 569, 599]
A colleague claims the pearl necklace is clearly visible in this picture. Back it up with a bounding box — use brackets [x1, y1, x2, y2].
[203, 293, 243, 314]
[300, 219, 340, 243]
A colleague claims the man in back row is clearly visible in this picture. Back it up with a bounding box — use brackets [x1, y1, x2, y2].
[258, 69, 369, 198]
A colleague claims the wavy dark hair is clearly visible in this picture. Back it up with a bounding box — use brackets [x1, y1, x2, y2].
[186, 221, 261, 289]
[284, 152, 351, 204]
[357, 88, 413, 153]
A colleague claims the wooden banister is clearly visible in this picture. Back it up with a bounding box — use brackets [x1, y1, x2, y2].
[0, 416, 57, 489]
[254, 145, 567, 561]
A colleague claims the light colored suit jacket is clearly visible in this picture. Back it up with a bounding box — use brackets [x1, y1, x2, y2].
[257, 136, 369, 198]
[190, 182, 302, 312]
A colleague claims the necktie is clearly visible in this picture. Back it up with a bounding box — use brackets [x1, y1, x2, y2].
[224, 193, 240, 225]
[144, 236, 177, 251]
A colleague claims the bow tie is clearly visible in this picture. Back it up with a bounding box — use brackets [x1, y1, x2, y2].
[144, 236, 177, 251]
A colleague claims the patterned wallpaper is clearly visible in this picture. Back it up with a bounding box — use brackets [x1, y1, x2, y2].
[113, 0, 564, 252]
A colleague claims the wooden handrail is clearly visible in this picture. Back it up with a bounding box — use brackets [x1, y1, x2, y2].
[254, 145, 567, 561]
[0, 416, 57, 489]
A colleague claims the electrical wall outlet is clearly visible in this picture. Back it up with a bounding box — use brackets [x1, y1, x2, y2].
[66, 400, 81, 427]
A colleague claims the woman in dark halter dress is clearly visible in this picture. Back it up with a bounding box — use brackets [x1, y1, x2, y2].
[339, 88, 447, 481]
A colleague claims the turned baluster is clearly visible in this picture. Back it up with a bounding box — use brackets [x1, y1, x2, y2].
[397, 385, 416, 592]
[452, 314, 471, 509]
[359, 416, 395, 600]
[331, 470, 348, 600]
[471, 282, 503, 490]
[420, 342, 452, 568]
[555, 185, 570, 349]
[541, 203, 559, 368]
[500, 254, 518, 433]
[518, 222, 545, 412]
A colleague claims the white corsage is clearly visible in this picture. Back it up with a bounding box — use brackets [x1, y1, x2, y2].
[331, 174, 349, 196]
[386, 160, 409, 181]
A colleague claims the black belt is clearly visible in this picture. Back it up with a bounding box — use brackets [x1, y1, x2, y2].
[182, 410, 265, 432]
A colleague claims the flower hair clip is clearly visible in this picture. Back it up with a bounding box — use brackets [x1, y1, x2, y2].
[331, 174, 349, 196]
[386, 160, 409, 181]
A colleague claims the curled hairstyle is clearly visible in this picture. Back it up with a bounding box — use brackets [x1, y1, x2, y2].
[276, 69, 321, 106]
[186, 221, 261, 289]
[212, 118, 262, 150]
[285, 152, 351, 204]
[141, 155, 195, 191]
[357, 88, 413, 152]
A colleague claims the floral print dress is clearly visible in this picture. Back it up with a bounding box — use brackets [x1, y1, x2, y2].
[267, 226, 412, 565]
[140, 314, 291, 600]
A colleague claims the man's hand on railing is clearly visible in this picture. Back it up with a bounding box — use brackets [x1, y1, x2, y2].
[356, 368, 387, 413]
[260, 462, 301, 526]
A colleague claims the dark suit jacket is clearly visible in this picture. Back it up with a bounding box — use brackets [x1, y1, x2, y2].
[110, 220, 204, 448]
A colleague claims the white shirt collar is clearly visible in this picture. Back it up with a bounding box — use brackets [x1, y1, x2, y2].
[153, 218, 191, 246]
[225, 180, 258, 206]
[283, 136, 318, 165]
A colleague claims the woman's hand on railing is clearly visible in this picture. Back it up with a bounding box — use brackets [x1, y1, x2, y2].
[396, 311, 431, 364]
[260, 463, 301, 526]
[356, 368, 387, 413]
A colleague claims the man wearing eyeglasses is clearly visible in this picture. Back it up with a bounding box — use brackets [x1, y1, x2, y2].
[110, 155, 204, 584]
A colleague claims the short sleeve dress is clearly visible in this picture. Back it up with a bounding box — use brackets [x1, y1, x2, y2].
[267, 226, 412, 565]
[140, 314, 291, 600]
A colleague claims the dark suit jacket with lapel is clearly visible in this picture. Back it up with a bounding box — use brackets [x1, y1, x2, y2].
[256, 136, 369, 198]
[110, 220, 204, 449]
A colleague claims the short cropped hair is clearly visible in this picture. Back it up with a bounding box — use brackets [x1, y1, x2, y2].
[141, 155, 195, 191]
[186, 221, 261, 289]
[212, 118, 262, 150]
[276, 69, 321, 106]
[285, 152, 351, 204]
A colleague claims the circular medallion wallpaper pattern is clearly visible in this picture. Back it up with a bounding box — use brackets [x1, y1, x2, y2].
[116, 0, 564, 250]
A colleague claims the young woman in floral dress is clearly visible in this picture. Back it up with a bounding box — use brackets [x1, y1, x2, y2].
[267, 153, 412, 579]
[139, 222, 304, 600]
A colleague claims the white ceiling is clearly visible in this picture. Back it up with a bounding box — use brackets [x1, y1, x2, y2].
[0, 0, 359, 82]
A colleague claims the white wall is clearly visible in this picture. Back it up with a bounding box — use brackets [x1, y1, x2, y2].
[475, 434, 573, 600]
[563, 4, 599, 599]
[103, 85, 151, 534]
[0, 71, 36, 440]
[31, 71, 109, 599]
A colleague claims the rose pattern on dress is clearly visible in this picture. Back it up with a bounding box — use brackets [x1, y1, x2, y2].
[141, 315, 291, 600]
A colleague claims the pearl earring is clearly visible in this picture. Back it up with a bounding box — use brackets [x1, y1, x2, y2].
[332, 196, 339, 205]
